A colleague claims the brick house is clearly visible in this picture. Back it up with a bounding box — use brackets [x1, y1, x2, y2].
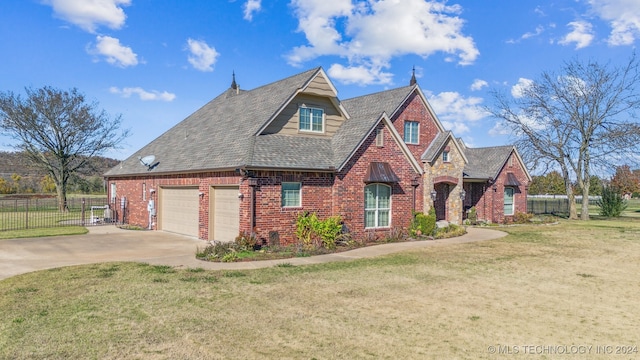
[104, 67, 531, 244]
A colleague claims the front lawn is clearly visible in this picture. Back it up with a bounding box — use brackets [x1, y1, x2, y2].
[2, 218, 640, 359]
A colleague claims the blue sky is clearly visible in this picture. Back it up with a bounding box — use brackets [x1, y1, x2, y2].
[1, 0, 639, 160]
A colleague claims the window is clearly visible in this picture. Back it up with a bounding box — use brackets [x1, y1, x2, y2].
[110, 183, 116, 204]
[376, 128, 384, 147]
[404, 121, 419, 144]
[504, 187, 514, 215]
[442, 151, 450, 162]
[365, 184, 391, 228]
[282, 182, 301, 207]
[299, 107, 324, 132]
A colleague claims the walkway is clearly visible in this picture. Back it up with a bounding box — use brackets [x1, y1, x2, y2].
[0, 226, 507, 281]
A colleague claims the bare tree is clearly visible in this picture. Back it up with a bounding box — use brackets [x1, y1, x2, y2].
[0, 86, 129, 211]
[487, 54, 640, 220]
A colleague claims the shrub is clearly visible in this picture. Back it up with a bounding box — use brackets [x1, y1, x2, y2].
[409, 208, 436, 238]
[597, 186, 627, 217]
[435, 224, 466, 239]
[295, 212, 343, 249]
[467, 206, 477, 225]
[513, 212, 533, 224]
[196, 241, 236, 261]
[234, 231, 258, 251]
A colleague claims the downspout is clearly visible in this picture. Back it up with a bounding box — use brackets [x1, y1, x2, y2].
[248, 177, 258, 235]
[410, 176, 420, 214]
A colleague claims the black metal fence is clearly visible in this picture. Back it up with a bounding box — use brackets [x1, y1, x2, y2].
[0, 196, 118, 232]
[527, 196, 600, 215]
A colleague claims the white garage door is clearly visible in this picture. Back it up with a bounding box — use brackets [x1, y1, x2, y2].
[210, 187, 240, 242]
[160, 187, 199, 237]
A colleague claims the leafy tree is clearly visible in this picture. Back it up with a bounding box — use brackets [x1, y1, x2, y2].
[40, 174, 56, 193]
[610, 165, 639, 195]
[488, 54, 640, 220]
[0, 178, 12, 194]
[529, 171, 565, 195]
[0, 87, 128, 211]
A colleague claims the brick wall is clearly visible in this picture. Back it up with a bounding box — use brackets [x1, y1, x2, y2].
[463, 151, 529, 223]
[334, 121, 422, 241]
[424, 139, 465, 223]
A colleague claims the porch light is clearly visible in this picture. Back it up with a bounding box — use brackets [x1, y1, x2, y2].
[460, 189, 466, 201]
[430, 190, 437, 201]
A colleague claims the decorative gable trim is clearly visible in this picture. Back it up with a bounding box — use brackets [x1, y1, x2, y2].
[254, 67, 349, 136]
[337, 113, 423, 174]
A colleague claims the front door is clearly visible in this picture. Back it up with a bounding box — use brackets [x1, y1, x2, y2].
[434, 183, 449, 221]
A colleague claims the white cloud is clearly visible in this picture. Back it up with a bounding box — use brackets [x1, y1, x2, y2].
[109, 87, 176, 101]
[470, 79, 488, 91]
[90, 35, 138, 67]
[44, 0, 130, 33]
[287, 0, 478, 85]
[327, 63, 393, 85]
[186, 39, 219, 72]
[243, 0, 262, 21]
[588, 0, 640, 46]
[507, 25, 544, 43]
[511, 78, 534, 99]
[427, 91, 489, 134]
[559, 21, 594, 49]
[489, 121, 511, 136]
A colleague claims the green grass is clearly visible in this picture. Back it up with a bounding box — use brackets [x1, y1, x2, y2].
[0, 226, 88, 239]
[2, 218, 640, 359]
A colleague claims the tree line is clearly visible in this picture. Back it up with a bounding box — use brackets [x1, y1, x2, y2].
[528, 165, 640, 198]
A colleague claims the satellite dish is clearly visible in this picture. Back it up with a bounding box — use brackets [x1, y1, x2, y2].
[138, 155, 157, 170]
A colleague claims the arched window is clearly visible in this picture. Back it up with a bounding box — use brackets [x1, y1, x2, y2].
[365, 183, 391, 228]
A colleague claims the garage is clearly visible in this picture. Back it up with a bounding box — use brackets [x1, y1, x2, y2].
[159, 187, 200, 237]
[209, 186, 240, 242]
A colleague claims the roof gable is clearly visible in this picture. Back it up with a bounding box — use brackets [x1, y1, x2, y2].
[463, 145, 531, 181]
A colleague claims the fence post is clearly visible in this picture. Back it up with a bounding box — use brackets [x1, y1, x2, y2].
[25, 199, 29, 229]
[81, 198, 85, 226]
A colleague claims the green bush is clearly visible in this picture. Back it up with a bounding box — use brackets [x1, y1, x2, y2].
[409, 208, 436, 238]
[295, 212, 343, 249]
[467, 206, 477, 225]
[597, 186, 627, 217]
[435, 223, 466, 239]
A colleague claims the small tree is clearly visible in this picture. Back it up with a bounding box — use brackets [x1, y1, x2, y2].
[597, 186, 627, 217]
[0, 87, 129, 211]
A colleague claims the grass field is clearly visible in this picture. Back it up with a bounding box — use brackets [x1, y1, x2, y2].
[2, 217, 640, 359]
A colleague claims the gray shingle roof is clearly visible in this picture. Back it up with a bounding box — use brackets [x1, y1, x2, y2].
[463, 145, 514, 180]
[421, 131, 452, 163]
[105, 68, 321, 176]
[105, 69, 415, 177]
[332, 86, 415, 169]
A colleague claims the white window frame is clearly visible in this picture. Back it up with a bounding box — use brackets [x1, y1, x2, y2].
[299, 107, 324, 133]
[442, 151, 450, 162]
[110, 183, 116, 204]
[504, 187, 515, 215]
[281, 182, 302, 207]
[376, 128, 384, 147]
[365, 183, 391, 228]
[404, 121, 419, 144]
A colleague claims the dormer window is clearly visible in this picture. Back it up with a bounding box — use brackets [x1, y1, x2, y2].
[299, 107, 324, 133]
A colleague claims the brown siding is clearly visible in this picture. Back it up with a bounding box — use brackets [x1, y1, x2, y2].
[302, 72, 335, 97]
[262, 94, 345, 136]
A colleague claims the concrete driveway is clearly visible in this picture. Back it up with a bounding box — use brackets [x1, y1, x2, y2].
[0, 226, 507, 281]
